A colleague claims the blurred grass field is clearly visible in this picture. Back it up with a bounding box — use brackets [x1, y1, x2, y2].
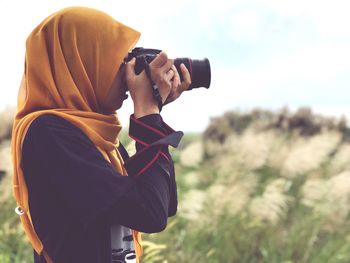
[1, 107, 350, 262]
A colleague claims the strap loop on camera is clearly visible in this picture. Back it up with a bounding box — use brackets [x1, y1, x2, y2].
[143, 57, 163, 112]
[15, 206, 25, 216]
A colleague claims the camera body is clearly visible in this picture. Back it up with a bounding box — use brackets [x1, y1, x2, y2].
[124, 47, 211, 90]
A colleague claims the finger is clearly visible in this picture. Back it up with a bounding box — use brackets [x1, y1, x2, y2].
[165, 68, 175, 80]
[172, 65, 180, 87]
[150, 51, 168, 68]
[164, 87, 177, 103]
[164, 94, 175, 105]
[180, 63, 192, 89]
[159, 58, 173, 73]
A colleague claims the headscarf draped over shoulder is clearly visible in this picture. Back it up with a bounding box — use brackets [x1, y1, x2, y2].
[11, 7, 141, 263]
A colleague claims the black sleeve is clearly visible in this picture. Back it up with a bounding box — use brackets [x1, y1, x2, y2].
[125, 114, 180, 217]
[22, 114, 182, 234]
[106, 114, 182, 232]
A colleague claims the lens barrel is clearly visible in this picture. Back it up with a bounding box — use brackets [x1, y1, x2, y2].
[174, 58, 211, 90]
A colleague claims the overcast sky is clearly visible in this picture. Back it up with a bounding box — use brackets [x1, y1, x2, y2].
[1, 0, 350, 131]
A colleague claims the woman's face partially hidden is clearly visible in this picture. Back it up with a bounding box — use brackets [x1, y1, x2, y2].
[101, 63, 129, 113]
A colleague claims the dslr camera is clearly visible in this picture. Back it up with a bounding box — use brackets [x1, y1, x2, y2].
[124, 47, 211, 90]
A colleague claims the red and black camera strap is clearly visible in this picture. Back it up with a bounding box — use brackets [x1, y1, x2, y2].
[142, 57, 164, 112]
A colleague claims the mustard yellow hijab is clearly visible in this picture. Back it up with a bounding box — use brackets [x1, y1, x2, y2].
[11, 7, 141, 263]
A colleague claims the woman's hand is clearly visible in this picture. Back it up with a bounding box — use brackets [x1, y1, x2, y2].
[148, 52, 176, 104]
[125, 51, 191, 118]
[163, 63, 191, 105]
[126, 52, 174, 118]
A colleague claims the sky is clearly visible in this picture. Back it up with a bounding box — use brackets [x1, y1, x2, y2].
[1, 0, 350, 131]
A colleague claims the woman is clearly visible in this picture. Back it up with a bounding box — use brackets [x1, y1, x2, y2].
[11, 7, 190, 263]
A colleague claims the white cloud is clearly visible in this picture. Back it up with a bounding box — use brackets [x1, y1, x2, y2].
[229, 9, 262, 44]
[258, 43, 350, 83]
[264, 0, 350, 39]
[197, 0, 243, 24]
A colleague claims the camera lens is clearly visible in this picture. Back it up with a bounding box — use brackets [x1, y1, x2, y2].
[174, 58, 211, 90]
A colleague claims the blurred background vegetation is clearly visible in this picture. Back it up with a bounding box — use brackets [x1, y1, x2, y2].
[1, 107, 350, 262]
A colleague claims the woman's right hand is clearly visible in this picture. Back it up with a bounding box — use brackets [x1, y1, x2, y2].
[125, 52, 175, 118]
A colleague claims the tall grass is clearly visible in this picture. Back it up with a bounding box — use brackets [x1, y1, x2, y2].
[142, 107, 350, 263]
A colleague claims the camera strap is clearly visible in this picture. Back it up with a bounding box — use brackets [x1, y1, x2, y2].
[143, 57, 163, 112]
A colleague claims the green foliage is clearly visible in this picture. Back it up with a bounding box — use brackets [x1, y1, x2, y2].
[0, 196, 33, 263]
[253, 166, 280, 197]
[143, 200, 350, 263]
[118, 125, 132, 146]
[141, 240, 167, 263]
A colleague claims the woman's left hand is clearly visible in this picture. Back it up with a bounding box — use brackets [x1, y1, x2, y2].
[163, 63, 192, 106]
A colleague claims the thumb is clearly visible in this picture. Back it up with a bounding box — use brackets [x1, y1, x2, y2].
[125, 57, 136, 78]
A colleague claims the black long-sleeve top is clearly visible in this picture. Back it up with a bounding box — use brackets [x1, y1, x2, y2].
[22, 113, 183, 263]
